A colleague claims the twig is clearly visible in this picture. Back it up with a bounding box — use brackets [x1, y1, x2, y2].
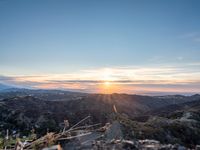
[58, 132, 92, 140]
[63, 116, 91, 134]
[69, 123, 101, 131]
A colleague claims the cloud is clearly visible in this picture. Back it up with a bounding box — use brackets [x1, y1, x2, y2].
[0, 64, 200, 94]
[188, 62, 200, 66]
[0, 75, 16, 81]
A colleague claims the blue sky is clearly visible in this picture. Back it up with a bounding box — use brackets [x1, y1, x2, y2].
[0, 0, 200, 94]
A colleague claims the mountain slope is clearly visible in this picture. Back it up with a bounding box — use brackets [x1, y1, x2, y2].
[0, 93, 200, 135]
[0, 83, 13, 91]
[120, 97, 200, 147]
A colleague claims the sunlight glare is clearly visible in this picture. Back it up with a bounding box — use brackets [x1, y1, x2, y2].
[104, 81, 111, 86]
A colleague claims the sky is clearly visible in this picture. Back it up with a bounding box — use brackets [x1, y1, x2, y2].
[0, 0, 200, 95]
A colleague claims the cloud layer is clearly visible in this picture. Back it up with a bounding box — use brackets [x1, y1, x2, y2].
[0, 64, 200, 95]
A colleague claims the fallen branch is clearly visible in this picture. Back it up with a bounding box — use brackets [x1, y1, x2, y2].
[69, 123, 101, 131]
[62, 116, 91, 134]
[58, 132, 92, 141]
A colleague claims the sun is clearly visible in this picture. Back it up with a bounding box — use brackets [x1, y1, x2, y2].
[101, 80, 116, 94]
[104, 81, 111, 86]
[102, 69, 112, 88]
[97, 68, 118, 94]
[100, 81, 112, 94]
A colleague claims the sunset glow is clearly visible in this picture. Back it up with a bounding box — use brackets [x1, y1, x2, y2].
[1, 64, 200, 95]
[104, 81, 111, 86]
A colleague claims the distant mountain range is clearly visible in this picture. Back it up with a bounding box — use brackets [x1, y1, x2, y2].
[0, 83, 13, 91]
[0, 83, 199, 96]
